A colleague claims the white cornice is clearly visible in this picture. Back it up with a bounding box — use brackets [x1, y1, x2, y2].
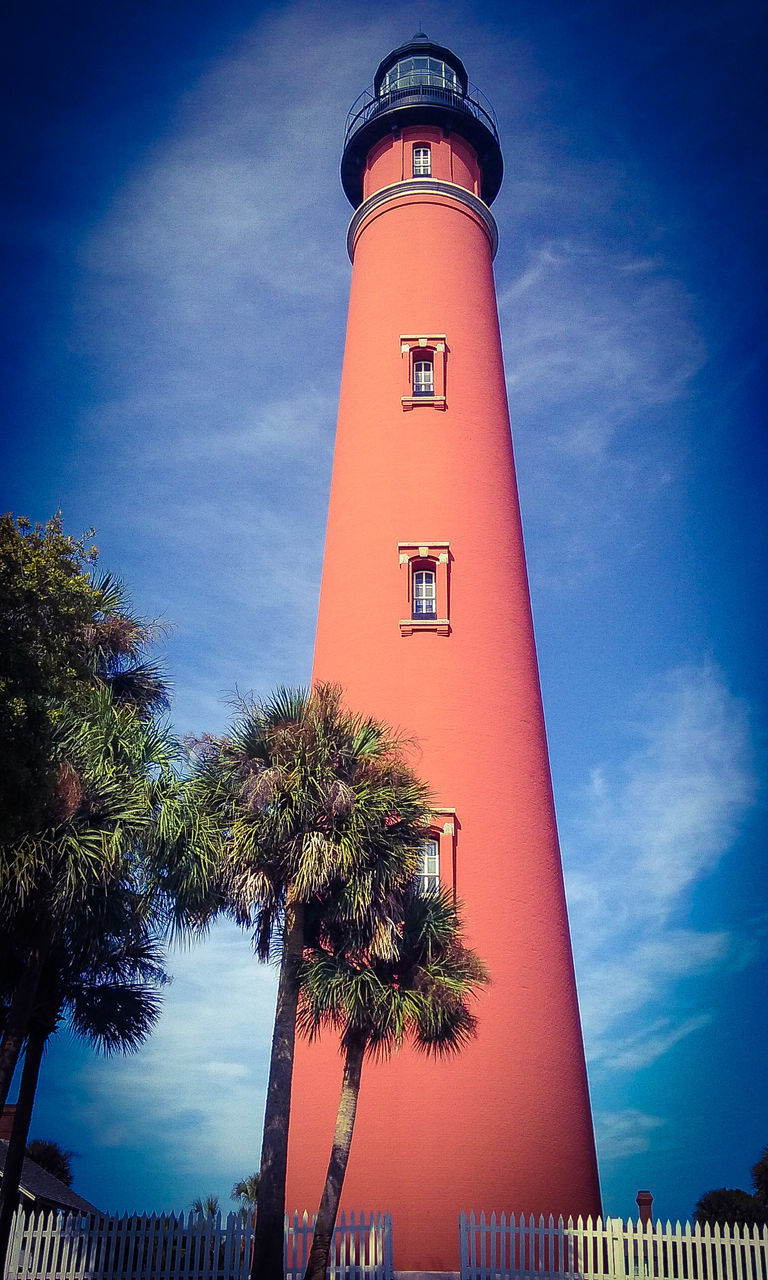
[347, 179, 499, 261]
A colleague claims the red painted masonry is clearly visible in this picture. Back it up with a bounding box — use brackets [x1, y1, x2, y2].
[286, 37, 601, 1272]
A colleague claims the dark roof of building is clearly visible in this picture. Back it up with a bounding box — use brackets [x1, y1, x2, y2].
[0, 1141, 100, 1215]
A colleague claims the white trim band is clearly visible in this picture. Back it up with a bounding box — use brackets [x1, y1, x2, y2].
[347, 179, 499, 260]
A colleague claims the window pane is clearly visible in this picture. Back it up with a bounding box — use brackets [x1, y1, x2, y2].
[413, 569, 436, 617]
[413, 359, 434, 395]
[413, 146, 431, 176]
[417, 839, 440, 893]
[384, 57, 459, 93]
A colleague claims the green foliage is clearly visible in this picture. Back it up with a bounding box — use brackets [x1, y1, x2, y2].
[2, 691, 180, 918]
[298, 886, 488, 1061]
[0, 513, 171, 847]
[231, 1174, 260, 1206]
[694, 1187, 768, 1227]
[694, 1145, 768, 1226]
[191, 1195, 220, 1217]
[0, 512, 180, 934]
[752, 1146, 768, 1205]
[0, 522, 196, 1138]
[0, 522, 207, 1279]
[0, 513, 101, 839]
[190, 682, 432, 958]
[49, 882, 167, 1054]
[25, 1139, 75, 1187]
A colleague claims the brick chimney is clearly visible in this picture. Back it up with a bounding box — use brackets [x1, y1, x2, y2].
[636, 1190, 654, 1225]
[0, 1105, 16, 1142]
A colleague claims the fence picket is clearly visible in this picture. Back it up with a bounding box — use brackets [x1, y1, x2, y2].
[456, 1213, 768, 1280]
[13, 1205, 768, 1280]
[732, 1220, 747, 1280]
[5, 1207, 393, 1280]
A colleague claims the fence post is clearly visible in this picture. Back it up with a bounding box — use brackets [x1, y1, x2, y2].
[459, 1212, 467, 1280]
[6, 1208, 25, 1278]
[384, 1211, 393, 1280]
[608, 1217, 627, 1280]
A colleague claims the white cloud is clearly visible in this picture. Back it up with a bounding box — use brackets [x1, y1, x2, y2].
[70, 8, 393, 730]
[563, 662, 758, 1075]
[74, 923, 278, 1199]
[498, 242, 705, 585]
[596, 1110, 665, 1161]
[593, 1014, 713, 1074]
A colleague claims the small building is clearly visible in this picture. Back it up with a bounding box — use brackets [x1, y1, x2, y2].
[0, 1140, 100, 1217]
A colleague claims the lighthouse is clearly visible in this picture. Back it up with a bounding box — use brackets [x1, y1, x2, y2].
[286, 33, 601, 1270]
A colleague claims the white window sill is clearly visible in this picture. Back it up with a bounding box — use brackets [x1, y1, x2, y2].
[399, 618, 451, 636]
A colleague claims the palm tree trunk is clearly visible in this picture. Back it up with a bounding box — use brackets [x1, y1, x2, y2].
[0, 1024, 46, 1278]
[0, 946, 47, 1110]
[303, 1031, 366, 1280]
[250, 900, 305, 1280]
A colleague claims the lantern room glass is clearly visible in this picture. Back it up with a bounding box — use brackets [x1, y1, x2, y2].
[380, 57, 460, 95]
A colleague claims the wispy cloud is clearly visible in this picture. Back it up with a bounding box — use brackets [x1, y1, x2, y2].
[596, 1110, 666, 1161]
[563, 661, 758, 1074]
[499, 241, 704, 586]
[72, 8, 394, 726]
[73, 923, 278, 1209]
[593, 1014, 713, 1075]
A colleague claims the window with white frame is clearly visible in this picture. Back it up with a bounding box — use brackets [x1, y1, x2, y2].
[400, 335, 446, 409]
[412, 568, 437, 619]
[413, 145, 431, 176]
[417, 837, 440, 893]
[398, 542, 451, 636]
[413, 358, 434, 396]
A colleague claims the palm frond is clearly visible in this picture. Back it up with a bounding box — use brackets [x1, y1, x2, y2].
[106, 662, 171, 715]
[69, 983, 162, 1053]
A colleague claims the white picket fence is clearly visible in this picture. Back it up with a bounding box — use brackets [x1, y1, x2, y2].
[459, 1213, 768, 1280]
[5, 1208, 393, 1280]
[285, 1211, 392, 1280]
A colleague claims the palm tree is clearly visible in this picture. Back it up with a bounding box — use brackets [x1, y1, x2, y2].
[24, 1140, 75, 1186]
[0, 687, 179, 1110]
[191, 1195, 221, 1218]
[0, 881, 166, 1275]
[753, 1146, 768, 1207]
[231, 1173, 260, 1211]
[189, 684, 432, 1280]
[298, 888, 488, 1280]
[0, 571, 175, 1112]
[81, 573, 169, 717]
[0, 554, 212, 1277]
[0, 513, 102, 847]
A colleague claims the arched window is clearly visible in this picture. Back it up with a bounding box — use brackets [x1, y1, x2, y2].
[413, 145, 431, 177]
[400, 334, 446, 410]
[417, 837, 440, 893]
[412, 568, 437, 619]
[398, 542, 450, 635]
[413, 358, 434, 396]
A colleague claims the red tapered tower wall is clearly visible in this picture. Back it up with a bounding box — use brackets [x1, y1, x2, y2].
[286, 35, 601, 1271]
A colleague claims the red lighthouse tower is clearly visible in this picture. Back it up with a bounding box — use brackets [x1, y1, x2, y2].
[287, 34, 601, 1270]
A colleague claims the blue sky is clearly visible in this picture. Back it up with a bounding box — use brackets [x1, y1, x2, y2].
[2, 0, 766, 1227]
